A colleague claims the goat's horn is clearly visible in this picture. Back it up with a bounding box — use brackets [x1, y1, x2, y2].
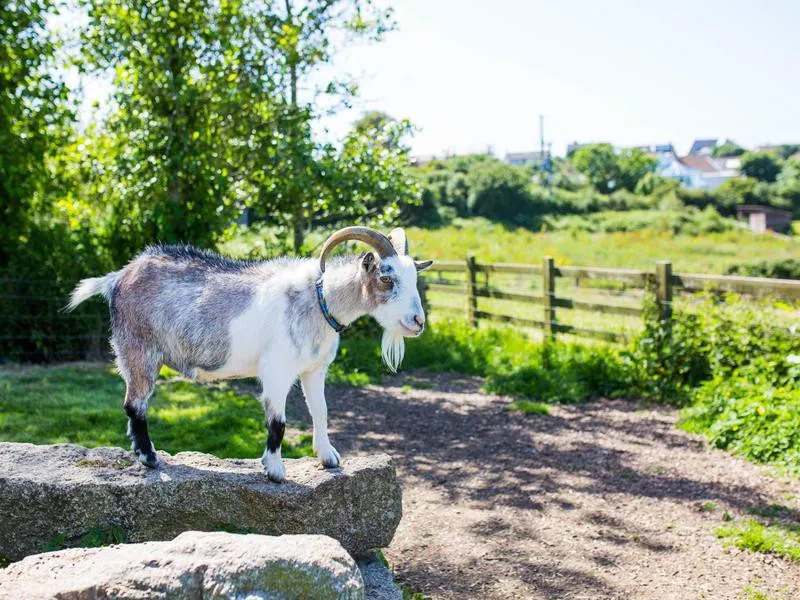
[388, 227, 408, 256]
[319, 226, 397, 272]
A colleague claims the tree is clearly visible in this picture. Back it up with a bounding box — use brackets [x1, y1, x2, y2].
[0, 1, 70, 266]
[466, 160, 535, 224]
[352, 110, 406, 151]
[712, 141, 745, 157]
[572, 144, 620, 194]
[617, 148, 657, 192]
[739, 151, 782, 183]
[80, 0, 262, 257]
[261, 0, 404, 252]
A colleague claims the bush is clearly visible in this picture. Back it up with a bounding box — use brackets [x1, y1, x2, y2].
[333, 318, 628, 403]
[542, 207, 735, 235]
[466, 161, 538, 225]
[621, 296, 710, 404]
[677, 299, 800, 467]
[725, 259, 800, 280]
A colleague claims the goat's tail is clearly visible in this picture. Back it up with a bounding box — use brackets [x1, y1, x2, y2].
[66, 272, 119, 312]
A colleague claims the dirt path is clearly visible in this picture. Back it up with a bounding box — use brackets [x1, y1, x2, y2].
[300, 371, 800, 600]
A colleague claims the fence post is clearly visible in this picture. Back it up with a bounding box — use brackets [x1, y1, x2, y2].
[466, 254, 478, 328]
[656, 261, 673, 329]
[543, 256, 555, 341]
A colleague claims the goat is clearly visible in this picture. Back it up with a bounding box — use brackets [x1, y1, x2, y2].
[67, 227, 433, 482]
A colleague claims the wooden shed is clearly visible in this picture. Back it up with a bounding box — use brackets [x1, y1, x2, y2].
[736, 204, 793, 234]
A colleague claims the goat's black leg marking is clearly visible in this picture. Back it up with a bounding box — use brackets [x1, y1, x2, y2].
[125, 406, 158, 468]
[266, 417, 285, 454]
[263, 416, 286, 483]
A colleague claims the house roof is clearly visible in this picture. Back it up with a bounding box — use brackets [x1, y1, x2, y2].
[688, 139, 718, 155]
[737, 204, 792, 217]
[678, 155, 719, 172]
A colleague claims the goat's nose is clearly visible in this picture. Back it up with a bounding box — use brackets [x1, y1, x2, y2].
[414, 314, 425, 327]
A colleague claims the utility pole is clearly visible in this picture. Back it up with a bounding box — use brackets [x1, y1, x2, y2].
[540, 115, 552, 193]
[539, 114, 544, 160]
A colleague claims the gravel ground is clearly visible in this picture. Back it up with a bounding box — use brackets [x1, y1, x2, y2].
[295, 371, 800, 600]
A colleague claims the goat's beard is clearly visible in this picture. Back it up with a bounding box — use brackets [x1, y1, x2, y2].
[381, 329, 406, 373]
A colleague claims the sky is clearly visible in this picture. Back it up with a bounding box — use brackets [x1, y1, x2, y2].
[324, 0, 800, 157]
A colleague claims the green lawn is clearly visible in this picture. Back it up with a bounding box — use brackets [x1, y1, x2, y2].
[0, 364, 313, 459]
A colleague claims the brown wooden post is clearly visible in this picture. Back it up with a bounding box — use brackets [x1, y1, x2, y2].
[417, 259, 430, 319]
[543, 256, 555, 341]
[656, 261, 673, 328]
[466, 254, 478, 328]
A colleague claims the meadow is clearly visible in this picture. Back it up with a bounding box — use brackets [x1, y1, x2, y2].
[406, 217, 798, 273]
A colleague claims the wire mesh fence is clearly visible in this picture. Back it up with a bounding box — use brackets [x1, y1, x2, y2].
[0, 274, 110, 363]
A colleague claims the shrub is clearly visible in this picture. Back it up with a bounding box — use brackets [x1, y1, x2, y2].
[466, 161, 537, 225]
[725, 259, 800, 280]
[621, 296, 710, 404]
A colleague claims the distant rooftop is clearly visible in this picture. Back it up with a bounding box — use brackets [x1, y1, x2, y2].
[688, 139, 718, 156]
[504, 151, 547, 161]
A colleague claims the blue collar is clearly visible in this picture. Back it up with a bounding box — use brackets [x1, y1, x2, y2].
[315, 277, 348, 333]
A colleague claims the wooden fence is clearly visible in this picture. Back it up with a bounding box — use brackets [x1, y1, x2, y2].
[421, 256, 800, 344]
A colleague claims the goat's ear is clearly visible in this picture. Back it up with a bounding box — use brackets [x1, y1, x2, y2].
[415, 260, 434, 272]
[362, 251, 378, 273]
[388, 228, 409, 255]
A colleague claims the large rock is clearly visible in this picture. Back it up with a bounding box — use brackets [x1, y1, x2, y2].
[357, 553, 403, 600]
[0, 531, 364, 599]
[0, 443, 401, 562]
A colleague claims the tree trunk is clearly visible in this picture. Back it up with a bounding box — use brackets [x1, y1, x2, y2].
[285, 0, 304, 254]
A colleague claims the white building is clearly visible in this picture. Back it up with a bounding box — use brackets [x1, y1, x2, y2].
[655, 151, 740, 190]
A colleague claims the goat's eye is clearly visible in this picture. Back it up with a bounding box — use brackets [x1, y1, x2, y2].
[380, 276, 393, 286]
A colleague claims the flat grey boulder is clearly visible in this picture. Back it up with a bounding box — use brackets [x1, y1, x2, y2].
[0, 531, 364, 599]
[0, 443, 401, 562]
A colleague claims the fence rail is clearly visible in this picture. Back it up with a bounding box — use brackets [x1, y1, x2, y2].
[423, 256, 800, 344]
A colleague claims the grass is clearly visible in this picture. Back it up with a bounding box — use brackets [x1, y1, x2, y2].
[716, 519, 800, 562]
[742, 586, 776, 600]
[407, 217, 798, 274]
[0, 364, 313, 459]
[505, 400, 550, 415]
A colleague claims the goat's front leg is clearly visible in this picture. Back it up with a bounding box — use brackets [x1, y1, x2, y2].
[300, 367, 340, 469]
[258, 358, 297, 483]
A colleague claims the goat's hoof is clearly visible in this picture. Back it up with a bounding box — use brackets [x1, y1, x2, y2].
[136, 451, 158, 469]
[262, 454, 286, 483]
[319, 445, 341, 469]
[266, 464, 285, 483]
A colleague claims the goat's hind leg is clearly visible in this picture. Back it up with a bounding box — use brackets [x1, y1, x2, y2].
[117, 343, 160, 468]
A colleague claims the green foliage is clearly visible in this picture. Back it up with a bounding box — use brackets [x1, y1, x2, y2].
[678, 299, 800, 467]
[572, 144, 620, 194]
[505, 400, 550, 415]
[716, 519, 800, 562]
[725, 259, 800, 280]
[571, 144, 655, 194]
[80, 0, 257, 255]
[44, 525, 127, 553]
[0, 0, 71, 267]
[712, 141, 745, 157]
[331, 319, 628, 404]
[683, 379, 800, 466]
[622, 297, 710, 404]
[543, 207, 735, 235]
[740, 151, 783, 183]
[617, 148, 658, 192]
[466, 160, 538, 224]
